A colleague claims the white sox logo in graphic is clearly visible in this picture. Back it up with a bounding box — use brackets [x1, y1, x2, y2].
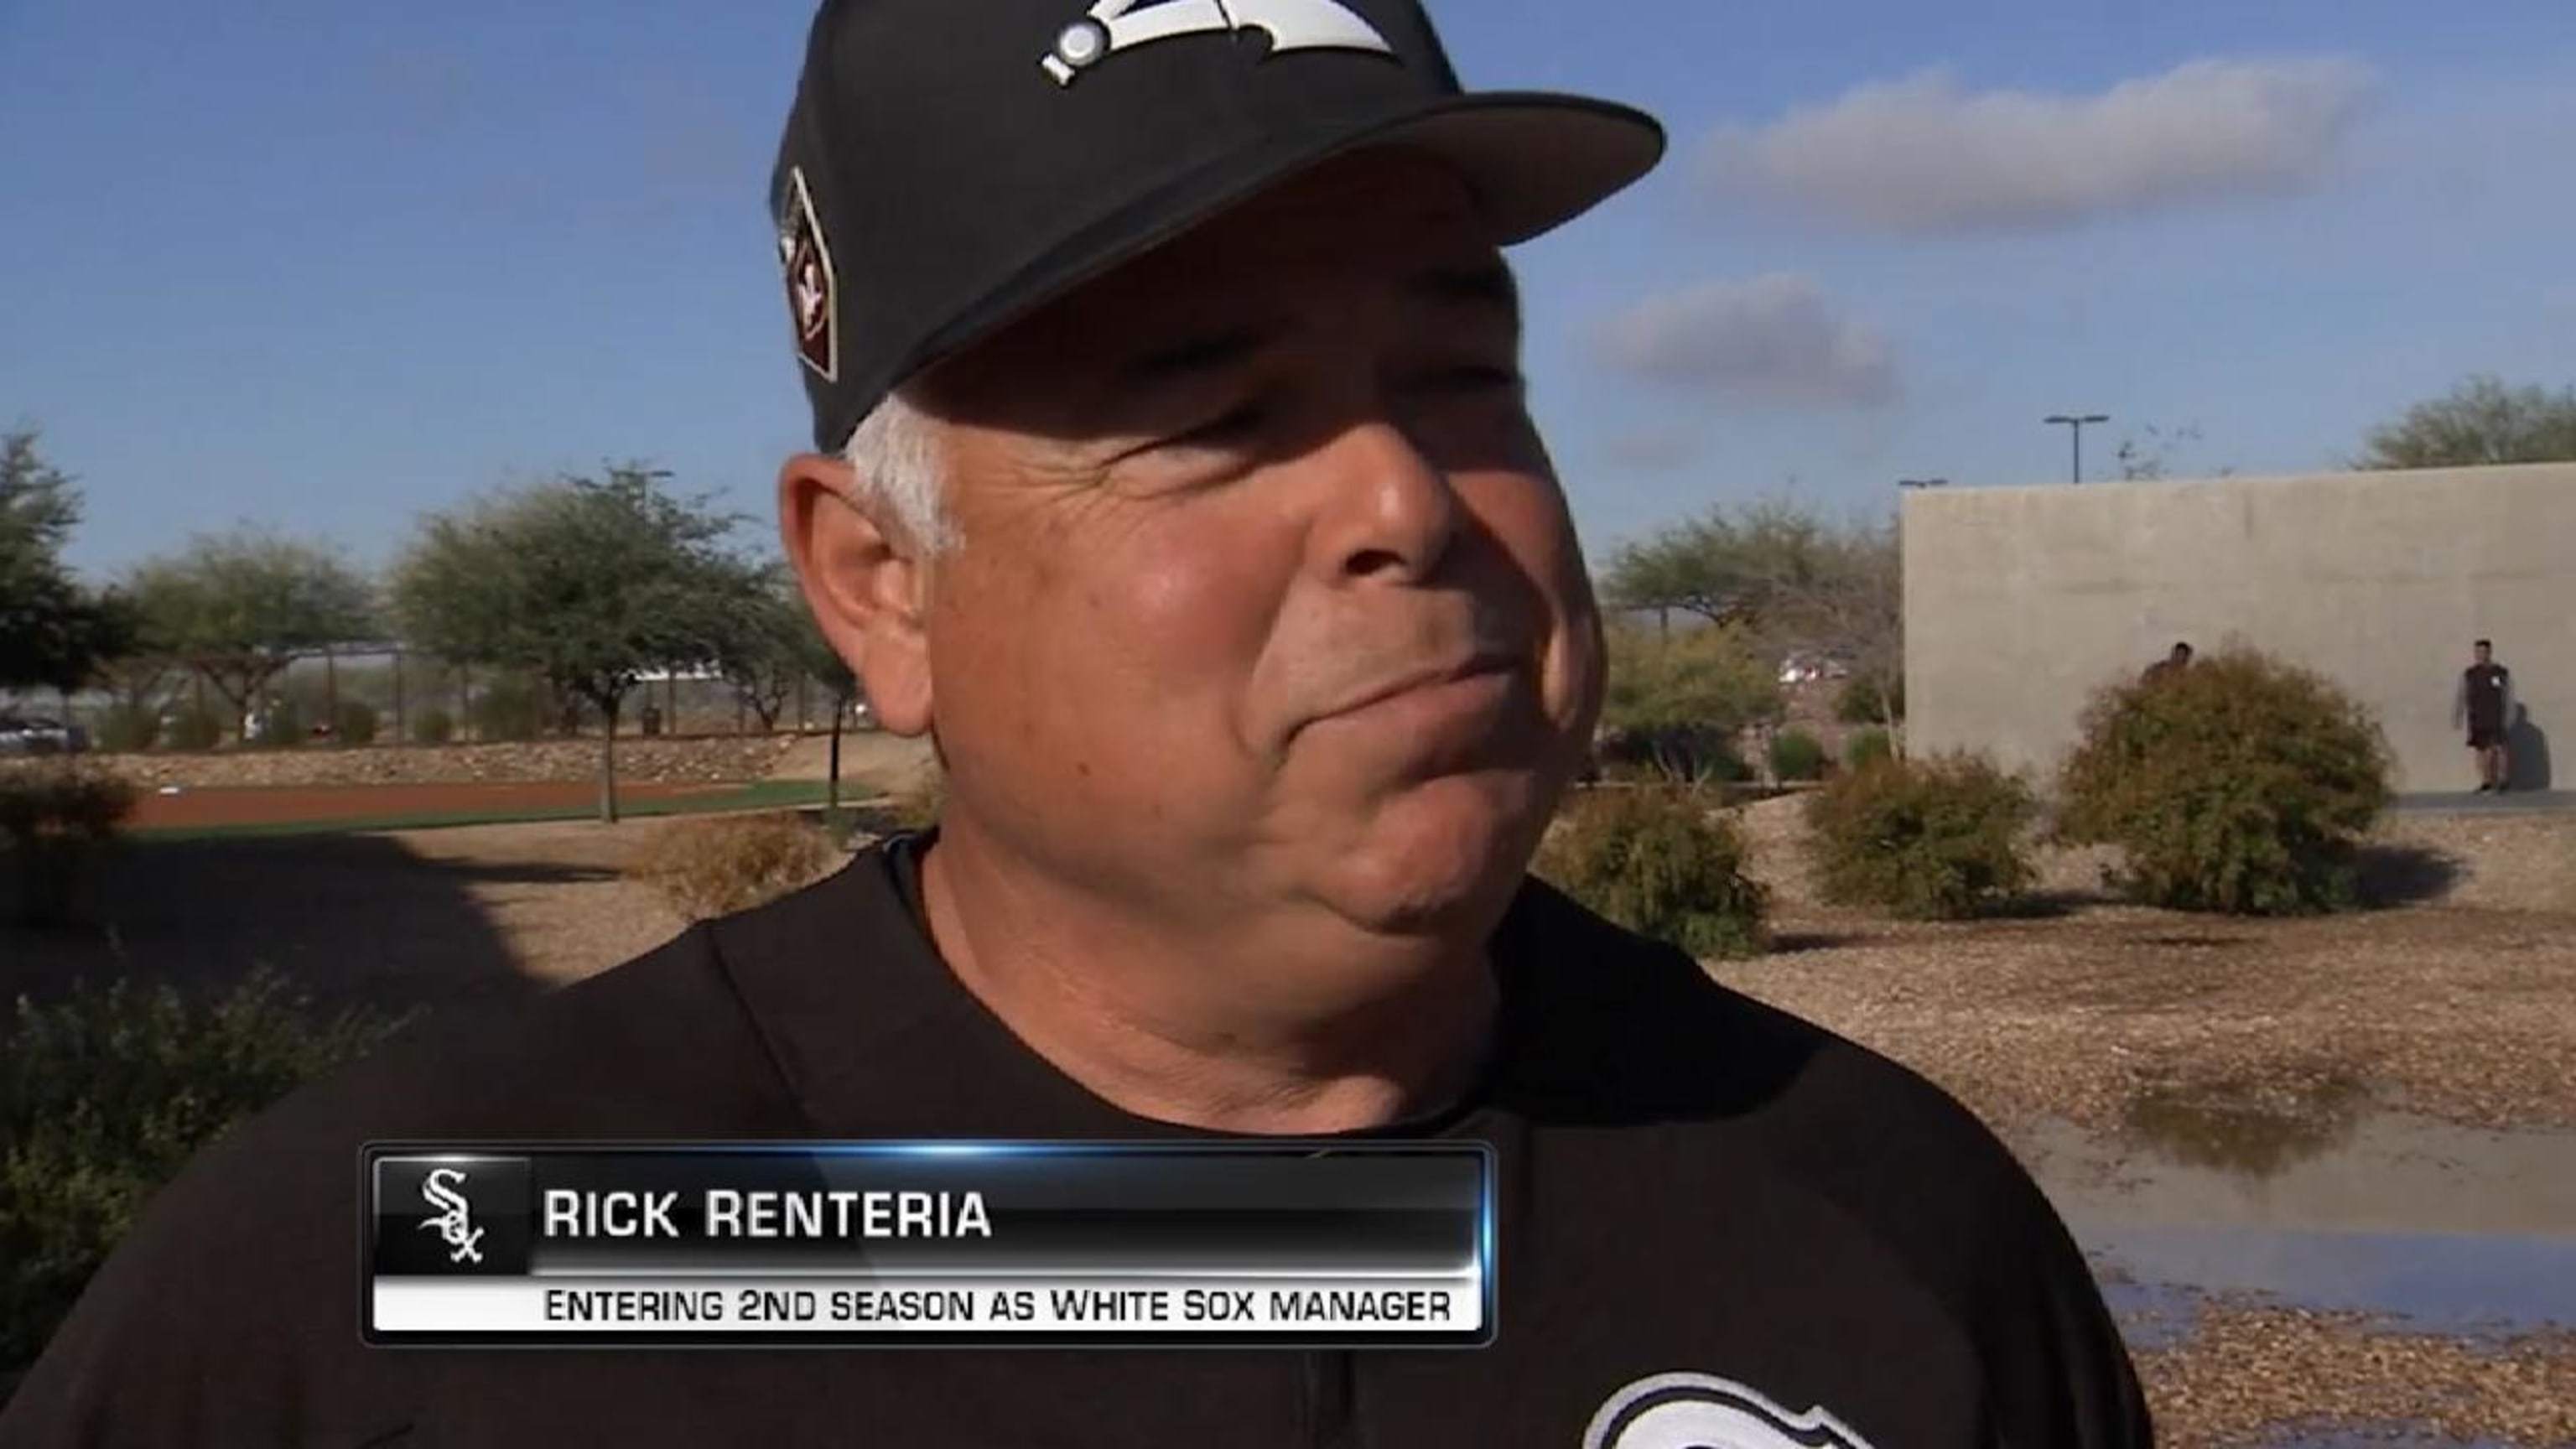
[418, 1167, 486, 1265]
[1041, 0, 1393, 86]
[1583, 1373, 1879, 1449]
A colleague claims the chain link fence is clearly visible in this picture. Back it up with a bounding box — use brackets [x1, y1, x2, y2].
[3, 647, 858, 754]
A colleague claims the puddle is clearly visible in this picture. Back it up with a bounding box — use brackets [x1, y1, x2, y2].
[2018, 1109, 2576, 1238]
[2018, 1102, 2576, 1351]
[2088, 1223, 2576, 1337]
[2117, 1073, 2369, 1179]
[2257, 1431, 2516, 1449]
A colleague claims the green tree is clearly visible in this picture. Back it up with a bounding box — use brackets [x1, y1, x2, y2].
[1598, 621, 1780, 782]
[0, 429, 129, 696]
[389, 466, 766, 822]
[85, 588, 187, 735]
[2355, 374, 2576, 470]
[125, 528, 377, 735]
[1599, 496, 1836, 629]
[1605, 497, 1906, 754]
[1767, 517, 1904, 751]
[786, 600, 862, 817]
[714, 572, 816, 735]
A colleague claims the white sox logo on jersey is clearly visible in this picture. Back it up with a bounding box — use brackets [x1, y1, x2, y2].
[1041, 0, 1393, 86]
[1584, 1373, 1879, 1449]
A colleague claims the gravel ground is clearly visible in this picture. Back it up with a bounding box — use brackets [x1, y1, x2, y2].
[1707, 798, 2576, 1447]
[4, 818, 693, 1011]
[2131, 1293, 2576, 1448]
[1711, 797, 2576, 1135]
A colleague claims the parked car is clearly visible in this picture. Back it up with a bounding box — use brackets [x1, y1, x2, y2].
[0, 714, 92, 755]
[1776, 655, 1852, 687]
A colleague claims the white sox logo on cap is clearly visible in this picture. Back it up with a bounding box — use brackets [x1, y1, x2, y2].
[1041, 0, 1394, 86]
[778, 166, 838, 382]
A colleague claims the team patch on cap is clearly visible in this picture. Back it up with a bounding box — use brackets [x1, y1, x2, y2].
[778, 167, 838, 382]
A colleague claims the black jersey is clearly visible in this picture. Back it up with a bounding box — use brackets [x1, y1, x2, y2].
[1, 838, 2152, 1447]
[2462, 662, 2512, 732]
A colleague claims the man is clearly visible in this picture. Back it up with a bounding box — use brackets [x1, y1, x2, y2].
[3, 3, 2152, 1445]
[2141, 641, 2193, 685]
[2455, 638, 2516, 792]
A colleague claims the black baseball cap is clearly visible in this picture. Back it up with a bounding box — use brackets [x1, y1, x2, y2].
[770, 0, 1665, 453]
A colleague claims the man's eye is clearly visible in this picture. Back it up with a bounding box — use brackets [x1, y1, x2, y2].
[1166, 403, 1267, 449]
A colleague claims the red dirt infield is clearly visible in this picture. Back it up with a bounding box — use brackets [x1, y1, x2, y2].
[125, 780, 740, 830]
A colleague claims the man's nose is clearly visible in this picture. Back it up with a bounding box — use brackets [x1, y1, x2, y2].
[1306, 419, 1459, 586]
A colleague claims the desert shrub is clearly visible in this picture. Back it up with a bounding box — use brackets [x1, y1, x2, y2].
[330, 700, 380, 745]
[2056, 648, 2392, 915]
[94, 704, 159, 753]
[1834, 674, 1904, 726]
[470, 675, 546, 743]
[0, 969, 400, 1377]
[1535, 786, 1769, 959]
[1597, 728, 1748, 786]
[1845, 728, 1894, 771]
[0, 766, 138, 927]
[1768, 728, 1828, 782]
[411, 706, 456, 745]
[1806, 752, 2037, 920]
[162, 706, 223, 752]
[627, 813, 842, 922]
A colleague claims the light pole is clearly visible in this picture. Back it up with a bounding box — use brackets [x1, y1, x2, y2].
[2044, 414, 2109, 484]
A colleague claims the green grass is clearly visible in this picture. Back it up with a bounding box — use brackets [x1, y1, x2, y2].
[130, 779, 839, 842]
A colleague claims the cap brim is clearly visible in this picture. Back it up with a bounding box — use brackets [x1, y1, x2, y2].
[1374, 91, 1670, 245]
[863, 93, 1661, 434]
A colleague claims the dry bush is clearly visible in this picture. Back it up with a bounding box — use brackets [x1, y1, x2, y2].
[2057, 647, 2392, 915]
[1805, 751, 2037, 920]
[1844, 728, 1894, 771]
[3, 969, 400, 1377]
[1535, 785, 1770, 959]
[626, 813, 841, 922]
[1768, 728, 1828, 782]
[0, 764, 138, 927]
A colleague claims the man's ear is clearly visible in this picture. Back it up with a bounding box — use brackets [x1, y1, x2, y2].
[777, 454, 935, 737]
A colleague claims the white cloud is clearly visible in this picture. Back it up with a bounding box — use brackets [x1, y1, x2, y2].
[1602, 274, 1900, 409]
[1602, 431, 1704, 472]
[1701, 56, 2377, 234]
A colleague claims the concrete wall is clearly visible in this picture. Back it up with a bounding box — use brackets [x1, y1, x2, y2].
[1903, 464, 2574, 795]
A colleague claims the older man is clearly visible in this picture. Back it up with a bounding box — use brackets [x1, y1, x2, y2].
[3, 3, 2151, 1446]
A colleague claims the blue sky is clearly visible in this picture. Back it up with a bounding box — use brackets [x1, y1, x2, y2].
[5, 0, 2572, 582]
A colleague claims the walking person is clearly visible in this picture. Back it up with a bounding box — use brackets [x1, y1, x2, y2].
[2454, 639, 2516, 792]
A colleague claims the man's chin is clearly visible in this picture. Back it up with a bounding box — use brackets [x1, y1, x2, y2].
[1304, 772, 1550, 937]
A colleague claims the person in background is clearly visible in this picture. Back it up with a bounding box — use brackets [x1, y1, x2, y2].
[2455, 638, 2515, 792]
[2142, 641, 2193, 685]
